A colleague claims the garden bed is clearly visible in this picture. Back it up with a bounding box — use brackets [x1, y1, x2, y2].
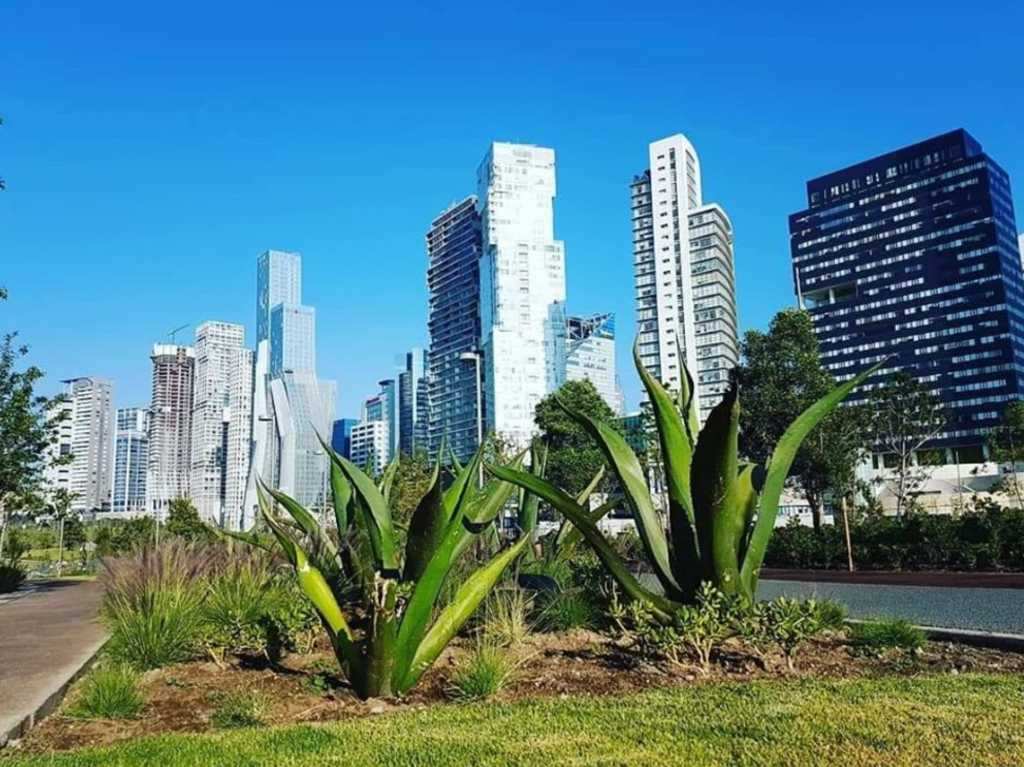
[8, 629, 1024, 756]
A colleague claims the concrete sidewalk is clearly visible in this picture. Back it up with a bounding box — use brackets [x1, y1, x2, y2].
[0, 580, 107, 745]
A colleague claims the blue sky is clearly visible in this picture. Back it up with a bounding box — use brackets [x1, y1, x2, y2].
[2, 0, 1022, 416]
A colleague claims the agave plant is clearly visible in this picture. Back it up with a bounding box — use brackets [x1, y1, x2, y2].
[490, 342, 882, 622]
[251, 442, 534, 698]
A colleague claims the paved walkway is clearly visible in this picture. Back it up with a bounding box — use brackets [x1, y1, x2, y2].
[759, 579, 1024, 635]
[0, 580, 107, 745]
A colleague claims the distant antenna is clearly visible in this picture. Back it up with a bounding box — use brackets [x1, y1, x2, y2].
[168, 324, 189, 344]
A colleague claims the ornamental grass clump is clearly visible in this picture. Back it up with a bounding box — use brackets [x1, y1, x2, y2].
[491, 340, 883, 621]
[243, 441, 536, 699]
[70, 664, 144, 720]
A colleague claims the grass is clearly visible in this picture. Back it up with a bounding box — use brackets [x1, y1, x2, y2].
[209, 691, 268, 729]
[446, 641, 518, 701]
[68, 665, 144, 720]
[849, 618, 926, 653]
[6, 674, 1023, 766]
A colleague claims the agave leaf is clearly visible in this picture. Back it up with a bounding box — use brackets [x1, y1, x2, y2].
[517, 441, 548, 536]
[449, 448, 464, 476]
[731, 464, 760, 601]
[633, 340, 700, 596]
[378, 457, 400, 503]
[211, 525, 274, 553]
[442, 446, 482, 520]
[554, 495, 621, 559]
[674, 338, 701, 443]
[335, 456, 400, 573]
[739, 361, 886, 592]
[553, 395, 682, 601]
[263, 484, 340, 567]
[316, 433, 354, 533]
[292, 545, 353, 643]
[402, 458, 445, 582]
[575, 464, 605, 507]
[256, 482, 298, 566]
[488, 464, 677, 621]
[690, 382, 740, 590]
[397, 536, 529, 693]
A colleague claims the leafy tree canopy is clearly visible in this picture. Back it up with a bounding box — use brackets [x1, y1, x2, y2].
[165, 497, 214, 542]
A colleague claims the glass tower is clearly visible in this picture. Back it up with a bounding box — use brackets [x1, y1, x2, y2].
[789, 129, 1024, 458]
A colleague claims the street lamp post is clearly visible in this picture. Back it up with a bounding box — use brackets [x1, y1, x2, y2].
[460, 350, 484, 487]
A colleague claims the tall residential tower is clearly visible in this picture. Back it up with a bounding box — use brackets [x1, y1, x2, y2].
[146, 345, 194, 520]
[111, 407, 148, 515]
[631, 134, 739, 421]
[478, 142, 567, 447]
[47, 377, 114, 512]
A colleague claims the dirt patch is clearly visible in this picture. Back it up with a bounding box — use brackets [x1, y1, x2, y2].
[8, 631, 1024, 755]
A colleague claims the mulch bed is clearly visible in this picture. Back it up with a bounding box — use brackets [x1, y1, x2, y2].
[7, 630, 1024, 756]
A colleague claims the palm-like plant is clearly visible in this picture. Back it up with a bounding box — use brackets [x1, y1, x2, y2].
[491, 343, 881, 622]
[251, 442, 532, 698]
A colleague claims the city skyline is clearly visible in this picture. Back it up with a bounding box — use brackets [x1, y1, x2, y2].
[5, 2, 1021, 419]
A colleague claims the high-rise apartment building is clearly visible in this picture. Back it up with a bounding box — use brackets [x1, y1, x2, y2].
[245, 250, 335, 519]
[43, 377, 114, 511]
[566, 313, 624, 415]
[360, 380, 396, 465]
[43, 399, 74, 495]
[426, 196, 483, 462]
[790, 129, 1024, 459]
[111, 407, 148, 515]
[399, 348, 428, 456]
[478, 142, 567, 447]
[349, 419, 389, 475]
[190, 321, 253, 527]
[331, 418, 358, 459]
[146, 345, 194, 520]
[631, 134, 739, 421]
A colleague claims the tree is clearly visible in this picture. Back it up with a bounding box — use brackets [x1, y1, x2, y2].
[165, 497, 212, 542]
[988, 401, 1024, 510]
[534, 379, 620, 497]
[867, 371, 947, 518]
[736, 309, 871, 531]
[0, 288, 65, 559]
[49, 488, 76, 576]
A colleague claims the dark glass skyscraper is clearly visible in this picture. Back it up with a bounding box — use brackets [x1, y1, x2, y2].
[426, 196, 483, 462]
[790, 129, 1024, 459]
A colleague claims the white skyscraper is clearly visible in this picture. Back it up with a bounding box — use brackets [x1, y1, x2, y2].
[478, 142, 567, 447]
[146, 344, 194, 521]
[44, 377, 114, 511]
[631, 134, 738, 420]
[190, 321, 253, 527]
[566, 313, 625, 415]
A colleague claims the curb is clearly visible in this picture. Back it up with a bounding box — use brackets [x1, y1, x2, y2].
[0, 638, 107, 748]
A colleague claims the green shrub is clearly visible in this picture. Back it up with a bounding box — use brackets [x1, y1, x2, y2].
[210, 691, 268, 729]
[447, 641, 516, 701]
[100, 542, 208, 669]
[812, 599, 848, 631]
[537, 588, 597, 632]
[70, 664, 144, 719]
[627, 583, 738, 672]
[849, 618, 926, 653]
[762, 598, 824, 670]
[0, 563, 26, 593]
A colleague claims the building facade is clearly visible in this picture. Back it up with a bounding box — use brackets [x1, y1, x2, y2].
[45, 377, 114, 511]
[190, 321, 253, 527]
[331, 418, 358, 459]
[478, 142, 567, 447]
[146, 345, 194, 521]
[789, 129, 1024, 458]
[565, 313, 625, 415]
[631, 134, 739, 421]
[349, 419, 389, 475]
[111, 407, 148, 515]
[245, 250, 335, 518]
[426, 196, 483, 462]
[399, 348, 429, 456]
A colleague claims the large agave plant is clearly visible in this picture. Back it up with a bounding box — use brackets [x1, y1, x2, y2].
[491, 342, 881, 622]
[251, 441, 533, 698]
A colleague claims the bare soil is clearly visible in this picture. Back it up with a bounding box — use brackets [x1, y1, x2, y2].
[9, 631, 1024, 755]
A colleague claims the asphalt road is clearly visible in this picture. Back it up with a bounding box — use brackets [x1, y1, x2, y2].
[758, 579, 1024, 635]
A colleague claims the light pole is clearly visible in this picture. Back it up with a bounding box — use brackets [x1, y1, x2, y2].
[460, 350, 484, 487]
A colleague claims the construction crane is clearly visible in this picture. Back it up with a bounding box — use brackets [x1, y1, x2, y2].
[167, 324, 189, 344]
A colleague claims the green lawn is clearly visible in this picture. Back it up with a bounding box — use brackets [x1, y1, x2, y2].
[5, 674, 1023, 766]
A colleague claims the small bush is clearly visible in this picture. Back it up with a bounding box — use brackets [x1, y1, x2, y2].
[537, 588, 597, 632]
[762, 598, 824, 670]
[447, 641, 516, 702]
[0, 563, 26, 593]
[70, 664, 144, 719]
[481, 587, 533, 646]
[812, 599, 848, 631]
[849, 618, 926, 654]
[210, 691, 268, 729]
